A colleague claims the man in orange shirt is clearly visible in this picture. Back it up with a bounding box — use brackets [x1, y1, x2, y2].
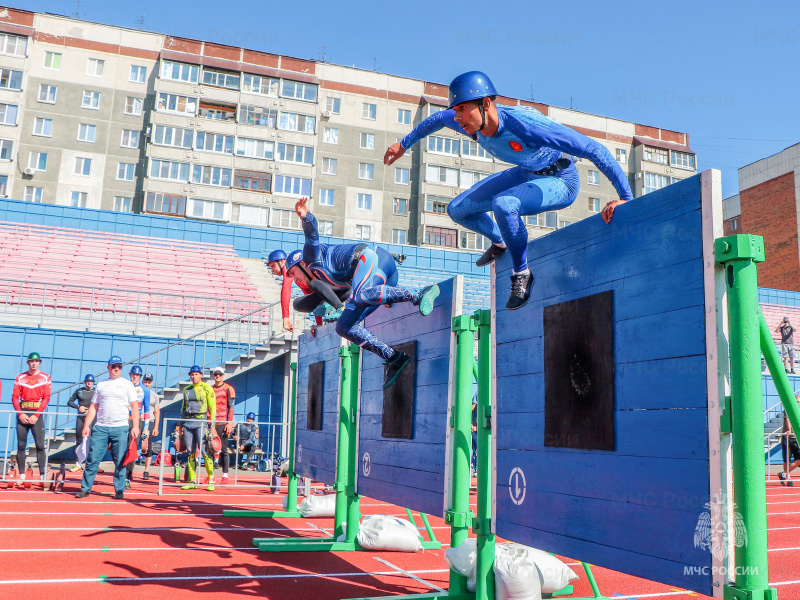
[211, 367, 236, 485]
[12, 352, 51, 486]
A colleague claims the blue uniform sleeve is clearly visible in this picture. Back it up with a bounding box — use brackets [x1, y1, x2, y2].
[141, 387, 151, 427]
[504, 115, 634, 202]
[302, 212, 321, 265]
[400, 109, 469, 149]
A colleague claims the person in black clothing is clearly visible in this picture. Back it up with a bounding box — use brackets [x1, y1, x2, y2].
[775, 317, 796, 374]
[67, 374, 96, 471]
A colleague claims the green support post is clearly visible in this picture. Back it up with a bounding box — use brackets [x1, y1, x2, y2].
[715, 234, 777, 600]
[758, 310, 800, 444]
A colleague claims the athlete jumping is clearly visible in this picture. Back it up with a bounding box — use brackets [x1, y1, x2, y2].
[288, 197, 440, 388]
[385, 71, 633, 310]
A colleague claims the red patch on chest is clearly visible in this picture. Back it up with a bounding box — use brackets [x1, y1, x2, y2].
[509, 141, 523, 152]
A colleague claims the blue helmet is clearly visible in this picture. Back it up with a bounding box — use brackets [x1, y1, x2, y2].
[129, 365, 143, 375]
[246, 412, 256, 421]
[447, 71, 498, 109]
[84, 374, 95, 382]
[285, 249, 305, 274]
[189, 365, 203, 374]
[267, 249, 287, 264]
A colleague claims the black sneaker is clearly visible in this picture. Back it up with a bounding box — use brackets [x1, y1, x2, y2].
[114, 491, 124, 499]
[75, 490, 89, 498]
[391, 253, 407, 265]
[476, 244, 506, 267]
[412, 284, 440, 316]
[142, 471, 150, 480]
[506, 270, 534, 311]
[780, 471, 788, 486]
[383, 351, 411, 389]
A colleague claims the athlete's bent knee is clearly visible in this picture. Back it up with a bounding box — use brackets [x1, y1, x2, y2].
[492, 194, 520, 217]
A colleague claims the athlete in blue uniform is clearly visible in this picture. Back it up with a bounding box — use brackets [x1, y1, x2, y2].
[385, 71, 633, 310]
[287, 198, 440, 388]
[126, 365, 151, 487]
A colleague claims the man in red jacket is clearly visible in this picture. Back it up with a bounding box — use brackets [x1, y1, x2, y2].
[12, 352, 51, 486]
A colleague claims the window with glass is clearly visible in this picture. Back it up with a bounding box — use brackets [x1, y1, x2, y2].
[37, 85, 56, 104]
[361, 103, 376, 120]
[277, 142, 314, 165]
[24, 186, 43, 202]
[325, 97, 341, 114]
[393, 198, 408, 215]
[113, 196, 132, 212]
[190, 198, 226, 220]
[0, 138, 11, 160]
[233, 169, 272, 192]
[191, 165, 232, 187]
[397, 108, 411, 125]
[86, 58, 104, 77]
[0, 68, 21, 90]
[426, 164, 459, 186]
[616, 148, 627, 164]
[588, 197, 600, 213]
[43, 52, 61, 70]
[428, 135, 459, 155]
[231, 204, 269, 226]
[461, 139, 490, 159]
[395, 168, 409, 185]
[281, 80, 318, 102]
[643, 146, 668, 165]
[157, 93, 197, 115]
[461, 231, 488, 251]
[273, 175, 311, 196]
[124, 97, 143, 116]
[0, 103, 17, 125]
[526, 211, 558, 228]
[201, 68, 240, 89]
[146, 192, 186, 215]
[121, 129, 139, 148]
[195, 132, 234, 154]
[358, 163, 374, 180]
[74, 157, 92, 176]
[559, 220, 573, 228]
[278, 111, 316, 133]
[28, 152, 47, 171]
[0, 34, 27, 57]
[235, 137, 274, 159]
[425, 194, 450, 214]
[242, 74, 279, 96]
[129, 65, 146, 83]
[239, 105, 278, 127]
[160, 60, 199, 83]
[271, 208, 301, 230]
[117, 163, 136, 181]
[81, 90, 100, 109]
[149, 159, 190, 182]
[587, 170, 599, 185]
[323, 127, 338, 144]
[461, 170, 489, 188]
[425, 226, 457, 247]
[428, 104, 445, 116]
[77, 124, 96, 143]
[360, 132, 375, 150]
[357, 193, 372, 210]
[644, 172, 670, 194]
[318, 220, 333, 236]
[319, 189, 334, 206]
[321, 157, 337, 175]
[153, 125, 193, 149]
[355, 224, 371, 240]
[0, 174, 6, 196]
[670, 150, 695, 170]
[392, 229, 407, 244]
[70, 191, 88, 207]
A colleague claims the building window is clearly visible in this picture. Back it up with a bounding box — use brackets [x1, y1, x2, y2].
[393, 198, 408, 215]
[33, 117, 52, 137]
[588, 198, 600, 213]
[157, 93, 197, 115]
[644, 172, 670, 194]
[124, 97, 143, 116]
[587, 170, 599, 185]
[278, 111, 316, 133]
[0, 174, 6, 196]
[0, 103, 17, 125]
[81, 90, 100, 110]
[28, 152, 47, 171]
[527, 211, 558, 228]
[74, 157, 92, 176]
[326, 97, 341, 114]
[425, 226, 457, 247]
[70, 191, 88, 207]
[113, 196, 132, 212]
[121, 129, 140, 149]
[271, 208, 301, 230]
[321, 157, 337, 175]
[37, 84, 56, 104]
[153, 125, 193, 149]
[0, 34, 27, 57]
[0, 138, 12, 160]
[319, 189, 335, 206]
[357, 193, 373, 210]
[461, 231, 489, 251]
[129, 65, 146, 83]
[146, 192, 186, 215]
[196, 132, 234, 154]
[235, 137, 274, 159]
[242, 74, 279, 96]
[239, 105, 277, 127]
[77, 124, 96, 143]
[355, 224, 371, 240]
[616, 148, 627, 164]
[425, 194, 450, 214]
[670, 150, 696, 170]
[86, 58, 104, 77]
[426, 164, 459, 186]
[730, 218, 739, 231]
[277, 142, 315, 165]
[397, 108, 411, 125]
[190, 198, 226, 220]
[24, 186, 43, 202]
[149, 159, 190, 182]
[395, 168, 409, 185]
[43, 51, 61, 70]
[273, 175, 311, 196]
[160, 60, 199, 83]
[281, 80, 318, 102]
[428, 136, 460, 155]
[559, 219, 573, 228]
[643, 146, 668, 165]
[191, 165, 232, 187]
[117, 162, 136, 181]
[323, 127, 338, 144]
[360, 132, 375, 150]
[461, 170, 489, 188]
[233, 169, 272, 192]
[361, 103, 376, 120]
[392, 229, 407, 244]
[358, 163, 374, 180]
[318, 220, 333, 235]
[0, 68, 21, 91]
[231, 204, 269, 226]
[202, 68, 240, 90]
[462, 139, 490, 159]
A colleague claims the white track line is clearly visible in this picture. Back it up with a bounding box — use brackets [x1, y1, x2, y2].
[769, 546, 800, 552]
[0, 525, 450, 532]
[772, 580, 800, 586]
[768, 525, 800, 531]
[373, 557, 445, 593]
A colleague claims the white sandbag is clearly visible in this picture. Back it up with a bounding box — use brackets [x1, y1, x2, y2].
[336, 522, 347, 543]
[444, 537, 477, 577]
[356, 515, 422, 552]
[299, 493, 336, 517]
[525, 546, 578, 593]
[494, 543, 541, 600]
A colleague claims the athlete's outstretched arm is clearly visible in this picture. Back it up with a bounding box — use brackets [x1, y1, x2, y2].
[384, 109, 468, 165]
[295, 198, 321, 265]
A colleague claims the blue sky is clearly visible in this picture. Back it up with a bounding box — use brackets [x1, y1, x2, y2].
[16, 0, 800, 198]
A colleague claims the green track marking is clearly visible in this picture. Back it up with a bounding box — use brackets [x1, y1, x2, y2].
[101, 547, 110, 552]
[98, 575, 108, 584]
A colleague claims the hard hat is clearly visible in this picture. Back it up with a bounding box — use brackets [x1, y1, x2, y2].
[267, 249, 287, 264]
[447, 71, 498, 109]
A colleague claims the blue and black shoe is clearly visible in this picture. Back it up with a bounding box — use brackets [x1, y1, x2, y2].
[383, 351, 411, 389]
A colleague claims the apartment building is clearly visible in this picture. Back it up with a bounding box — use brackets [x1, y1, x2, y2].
[0, 8, 697, 253]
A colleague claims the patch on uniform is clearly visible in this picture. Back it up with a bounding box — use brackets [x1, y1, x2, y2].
[509, 141, 523, 152]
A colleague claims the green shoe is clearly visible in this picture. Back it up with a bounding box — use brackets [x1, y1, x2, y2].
[181, 483, 198, 490]
[206, 482, 215, 492]
[413, 284, 440, 316]
[383, 351, 411, 389]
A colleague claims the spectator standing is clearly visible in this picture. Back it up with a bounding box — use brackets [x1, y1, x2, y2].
[776, 317, 796, 374]
[141, 373, 160, 480]
[75, 356, 139, 499]
[237, 412, 259, 469]
[178, 366, 217, 491]
[779, 394, 800, 486]
[12, 352, 51, 487]
[125, 365, 151, 488]
[67, 374, 96, 471]
[211, 367, 235, 485]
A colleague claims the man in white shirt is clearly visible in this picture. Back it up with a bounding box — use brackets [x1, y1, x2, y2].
[75, 355, 140, 499]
